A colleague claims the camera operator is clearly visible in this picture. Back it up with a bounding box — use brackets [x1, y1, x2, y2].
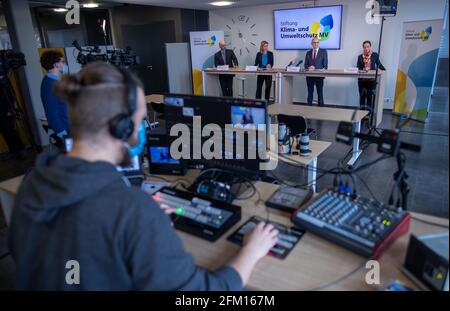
[40, 51, 70, 147]
[0, 96, 26, 159]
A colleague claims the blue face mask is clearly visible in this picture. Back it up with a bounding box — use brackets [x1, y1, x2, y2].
[59, 64, 69, 75]
[128, 121, 147, 158]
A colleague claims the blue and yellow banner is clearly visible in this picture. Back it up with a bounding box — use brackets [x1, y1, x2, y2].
[394, 19, 444, 121]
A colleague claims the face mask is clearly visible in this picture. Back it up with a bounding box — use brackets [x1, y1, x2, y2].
[59, 64, 69, 75]
[128, 121, 147, 158]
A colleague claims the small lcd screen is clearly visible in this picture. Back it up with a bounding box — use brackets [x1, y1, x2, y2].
[117, 156, 140, 172]
[231, 106, 266, 129]
[150, 146, 180, 164]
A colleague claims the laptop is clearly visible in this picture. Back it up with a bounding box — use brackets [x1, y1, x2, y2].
[117, 156, 145, 187]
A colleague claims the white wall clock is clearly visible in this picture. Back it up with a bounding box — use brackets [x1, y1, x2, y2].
[224, 15, 259, 57]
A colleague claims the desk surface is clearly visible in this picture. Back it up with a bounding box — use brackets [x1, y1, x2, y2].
[1, 171, 447, 291]
[204, 68, 384, 78]
[268, 103, 369, 123]
[274, 140, 331, 166]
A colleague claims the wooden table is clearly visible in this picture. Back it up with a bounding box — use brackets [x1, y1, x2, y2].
[269, 104, 368, 167]
[202, 68, 385, 127]
[269, 140, 331, 193]
[1, 172, 448, 291]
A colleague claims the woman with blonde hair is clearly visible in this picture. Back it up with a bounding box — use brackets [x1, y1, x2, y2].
[254, 40, 274, 100]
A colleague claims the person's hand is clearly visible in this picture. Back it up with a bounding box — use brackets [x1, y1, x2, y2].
[267, 64, 272, 69]
[159, 202, 176, 215]
[308, 66, 315, 70]
[242, 222, 278, 262]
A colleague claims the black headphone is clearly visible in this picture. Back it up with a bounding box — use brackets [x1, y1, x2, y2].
[108, 67, 137, 142]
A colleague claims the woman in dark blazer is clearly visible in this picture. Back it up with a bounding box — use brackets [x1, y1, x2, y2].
[357, 40, 386, 110]
[254, 41, 274, 100]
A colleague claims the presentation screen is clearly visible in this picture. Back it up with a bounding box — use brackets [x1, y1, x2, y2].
[274, 5, 343, 50]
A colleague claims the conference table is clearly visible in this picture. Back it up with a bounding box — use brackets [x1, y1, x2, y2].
[1, 169, 447, 291]
[202, 68, 385, 127]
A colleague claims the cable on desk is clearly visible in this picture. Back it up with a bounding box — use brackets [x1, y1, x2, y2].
[411, 216, 449, 229]
[306, 261, 366, 291]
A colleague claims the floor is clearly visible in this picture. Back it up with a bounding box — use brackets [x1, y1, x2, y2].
[0, 86, 448, 290]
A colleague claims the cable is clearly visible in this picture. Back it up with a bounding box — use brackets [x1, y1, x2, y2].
[306, 261, 366, 291]
[411, 216, 449, 229]
[0, 252, 10, 260]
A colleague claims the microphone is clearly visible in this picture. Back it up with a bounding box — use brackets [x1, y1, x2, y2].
[296, 60, 303, 66]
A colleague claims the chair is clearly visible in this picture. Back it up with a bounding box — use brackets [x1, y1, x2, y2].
[277, 114, 315, 137]
[146, 94, 165, 123]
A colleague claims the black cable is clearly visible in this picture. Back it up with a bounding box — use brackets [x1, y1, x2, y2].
[0, 252, 10, 260]
[306, 261, 366, 291]
[411, 216, 449, 229]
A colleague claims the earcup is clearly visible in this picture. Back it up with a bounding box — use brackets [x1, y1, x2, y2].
[108, 113, 135, 141]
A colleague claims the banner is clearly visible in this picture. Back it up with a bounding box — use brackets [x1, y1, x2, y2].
[189, 31, 224, 95]
[394, 19, 444, 121]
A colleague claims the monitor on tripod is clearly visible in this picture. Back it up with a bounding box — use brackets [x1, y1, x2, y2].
[373, 0, 398, 17]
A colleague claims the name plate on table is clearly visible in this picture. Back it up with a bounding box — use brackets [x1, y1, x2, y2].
[344, 67, 359, 73]
[286, 66, 301, 72]
[245, 65, 258, 71]
[217, 65, 229, 71]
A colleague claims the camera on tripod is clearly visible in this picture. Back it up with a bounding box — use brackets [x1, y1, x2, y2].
[0, 50, 26, 76]
[72, 40, 139, 68]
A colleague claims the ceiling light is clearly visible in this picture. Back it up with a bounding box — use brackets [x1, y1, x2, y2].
[53, 8, 68, 12]
[210, 1, 234, 6]
[82, 3, 99, 8]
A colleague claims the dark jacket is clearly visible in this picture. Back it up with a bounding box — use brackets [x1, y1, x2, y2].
[357, 52, 386, 71]
[214, 49, 239, 67]
[304, 49, 328, 70]
[8, 150, 242, 290]
[254, 51, 274, 69]
[40, 75, 69, 134]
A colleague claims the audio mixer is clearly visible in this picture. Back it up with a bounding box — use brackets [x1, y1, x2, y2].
[292, 190, 411, 258]
[152, 187, 241, 241]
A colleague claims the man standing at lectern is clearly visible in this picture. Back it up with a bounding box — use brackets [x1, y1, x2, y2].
[214, 41, 239, 97]
[304, 38, 328, 106]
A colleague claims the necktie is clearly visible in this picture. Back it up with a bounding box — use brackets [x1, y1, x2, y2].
[313, 50, 317, 65]
[222, 50, 226, 64]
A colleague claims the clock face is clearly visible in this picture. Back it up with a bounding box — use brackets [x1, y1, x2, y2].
[224, 15, 259, 57]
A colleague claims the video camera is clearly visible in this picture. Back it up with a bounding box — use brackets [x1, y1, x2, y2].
[72, 40, 139, 68]
[0, 50, 26, 76]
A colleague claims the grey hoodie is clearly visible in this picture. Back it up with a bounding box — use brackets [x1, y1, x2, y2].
[8, 150, 242, 290]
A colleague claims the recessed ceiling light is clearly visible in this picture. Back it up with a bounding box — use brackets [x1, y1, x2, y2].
[53, 8, 68, 12]
[82, 3, 99, 8]
[210, 1, 234, 6]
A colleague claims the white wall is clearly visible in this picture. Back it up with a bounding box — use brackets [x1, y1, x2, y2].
[209, 0, 446, 108]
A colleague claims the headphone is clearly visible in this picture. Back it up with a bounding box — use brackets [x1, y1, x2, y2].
[108, 67, 137, 142]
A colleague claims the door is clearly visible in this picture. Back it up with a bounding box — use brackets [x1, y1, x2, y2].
[122, 21, 176, 94]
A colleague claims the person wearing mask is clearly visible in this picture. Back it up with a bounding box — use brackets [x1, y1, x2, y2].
[40, 51, 70, 146]
[254, 41, 274, 101]
[304, 38, 328, 106]
[357, 40, 386, 110]
[8, 62, 278, 290]
[214, 41, 239, 97]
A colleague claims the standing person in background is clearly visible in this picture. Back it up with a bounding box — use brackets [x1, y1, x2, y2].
[214, 41, 239, 97]
[40, 51, 70, 147]
[357, 40, 386, 110]
[304, 38, 328, 106]
[254, 41, 274, 101]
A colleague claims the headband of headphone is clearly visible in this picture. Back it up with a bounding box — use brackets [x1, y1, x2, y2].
[108, 67, 138, 141]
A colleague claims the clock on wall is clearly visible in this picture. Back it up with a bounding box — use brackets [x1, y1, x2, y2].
[224, 15, 259, 57]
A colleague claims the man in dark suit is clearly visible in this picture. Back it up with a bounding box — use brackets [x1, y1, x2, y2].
[214, 41, 239, 97]
[304, 38, 328, 106]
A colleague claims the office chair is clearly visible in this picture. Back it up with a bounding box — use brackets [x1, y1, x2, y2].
[277, 114, 316, 138]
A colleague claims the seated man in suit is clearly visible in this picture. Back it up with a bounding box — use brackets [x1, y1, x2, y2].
[214, 41, 239, 97]
[304, 38, 328, 106]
